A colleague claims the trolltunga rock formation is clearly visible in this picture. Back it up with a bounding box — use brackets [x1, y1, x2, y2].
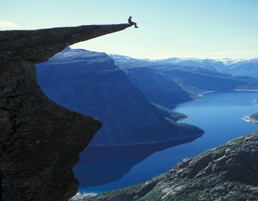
[0, 24, 131, 201]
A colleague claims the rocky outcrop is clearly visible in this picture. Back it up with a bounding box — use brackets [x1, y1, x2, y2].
[0, 24, 131, 201]
[1, 24, 131, 63]
[245, 112, 258, 124]
[87, 130, 258, 201]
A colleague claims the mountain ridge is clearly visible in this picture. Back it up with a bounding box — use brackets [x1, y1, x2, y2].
[111, 54, 258, 101]
[110, 54, 258, 79]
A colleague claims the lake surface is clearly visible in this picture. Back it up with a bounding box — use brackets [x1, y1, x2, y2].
[77, 91, 258, 193]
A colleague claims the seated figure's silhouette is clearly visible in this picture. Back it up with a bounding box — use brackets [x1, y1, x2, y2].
[128, 16, 138, 28]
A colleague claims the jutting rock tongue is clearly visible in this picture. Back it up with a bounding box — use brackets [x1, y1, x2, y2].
[0, 24, 131, 201]
[0, 24, 131, 63]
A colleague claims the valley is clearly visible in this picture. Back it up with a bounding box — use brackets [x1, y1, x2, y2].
[36, 47, 258, 200]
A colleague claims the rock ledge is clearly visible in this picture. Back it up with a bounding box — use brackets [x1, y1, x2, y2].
[0, 24, 131, 201]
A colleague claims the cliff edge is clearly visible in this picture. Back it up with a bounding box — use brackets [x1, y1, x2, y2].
[0, 24, 131, 201]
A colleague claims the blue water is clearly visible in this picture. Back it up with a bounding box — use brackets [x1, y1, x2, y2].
[79, 91, 258, 193]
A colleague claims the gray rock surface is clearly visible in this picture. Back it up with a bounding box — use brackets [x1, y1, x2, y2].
[0, 24, 130, 201]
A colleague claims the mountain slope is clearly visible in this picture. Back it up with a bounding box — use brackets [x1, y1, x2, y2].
[121, 67, 192, 108]
[225, 59, 258, 79]
[36, 48, 203, 146]
[145, 57, 258, 79]
[155, 64, 258, 96]
[111, 55, 258, 98]
[83, 130, 258, 201]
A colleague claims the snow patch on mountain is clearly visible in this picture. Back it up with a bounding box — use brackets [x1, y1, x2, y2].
[47, 47, 111, 65]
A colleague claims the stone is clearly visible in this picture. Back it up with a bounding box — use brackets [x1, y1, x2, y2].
[0, 23, 131, 201]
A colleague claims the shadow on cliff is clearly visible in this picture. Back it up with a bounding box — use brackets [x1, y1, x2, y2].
[74, 137, 198, 188]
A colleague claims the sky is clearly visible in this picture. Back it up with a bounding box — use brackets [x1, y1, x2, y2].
[1, 0, 258, 59]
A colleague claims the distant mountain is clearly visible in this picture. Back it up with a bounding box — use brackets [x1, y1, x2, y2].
[36, 47, 203, 147]
[110, 54, 189, 105]
[119, 56, 258, 79]
[110, 55, 258, 98]
[223, 59, 258, 79]
[154, 57, 226, 71]
[86, 130, 258, 201]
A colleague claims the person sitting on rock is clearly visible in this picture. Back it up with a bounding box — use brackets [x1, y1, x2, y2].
[128, 16, 138, 28]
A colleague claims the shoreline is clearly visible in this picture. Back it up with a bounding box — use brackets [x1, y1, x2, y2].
[196, 90, 215, 99]
[234, 89, 258, 92]
[69, 193, 97, 201]
[243, 115, 258, 124]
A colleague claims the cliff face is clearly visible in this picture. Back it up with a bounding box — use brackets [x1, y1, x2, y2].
[0, 24, 131, 201]
[36, 47, 203, 147]
[36, 48, 204, 188]
[89, 130, 258, 201]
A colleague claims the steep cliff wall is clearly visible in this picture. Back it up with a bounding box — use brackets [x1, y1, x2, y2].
[36, 48, 203, 147]
[0, 24, 131, 201]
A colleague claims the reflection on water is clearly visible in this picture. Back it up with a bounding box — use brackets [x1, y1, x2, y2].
[74, 137, 198, 188]
[75, 91, 258, 193]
